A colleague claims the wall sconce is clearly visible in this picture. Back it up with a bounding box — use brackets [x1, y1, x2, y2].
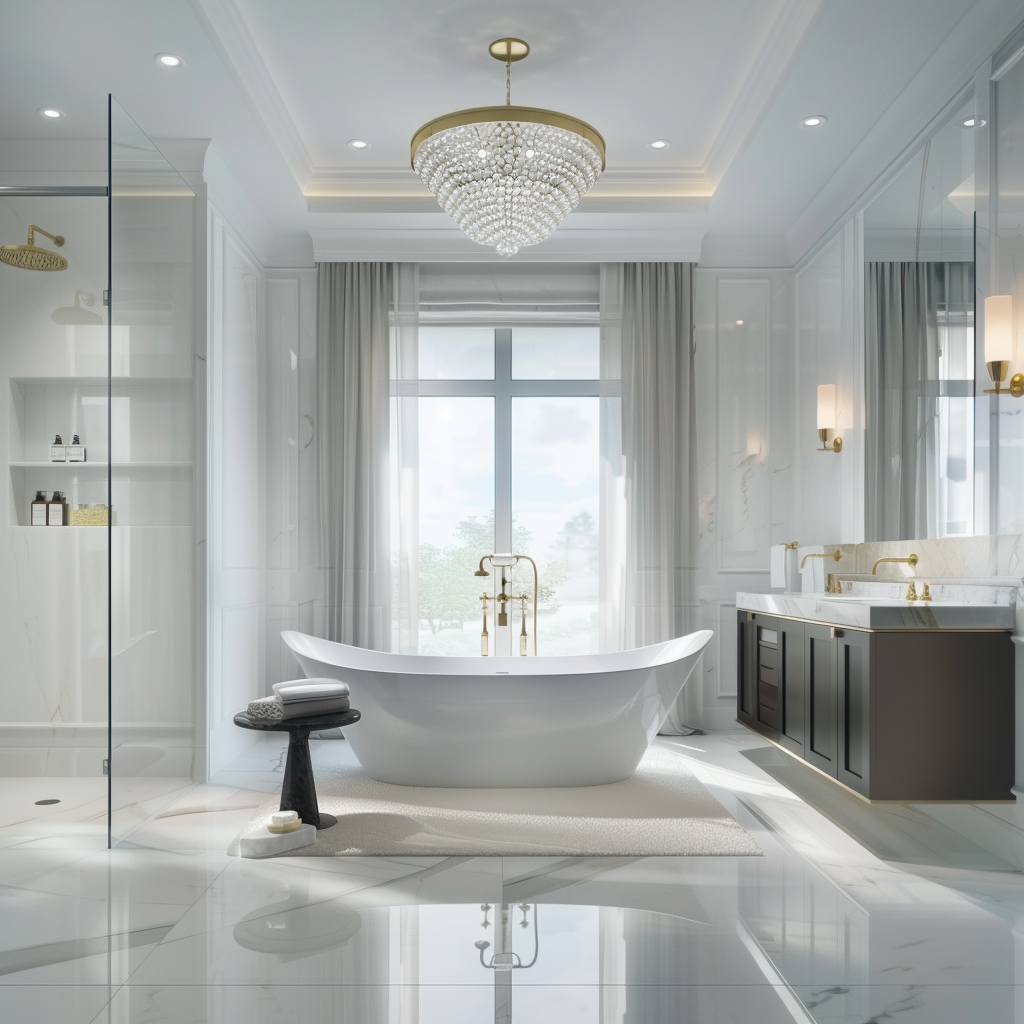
[984, 295, 1024, 397]
[816, 384, 842, 453]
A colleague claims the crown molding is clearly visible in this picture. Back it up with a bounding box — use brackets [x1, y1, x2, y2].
[189, 0, 314, 188]
[304, 166, 713, 214]
[189, 0, 808, 208]
[784, 0, 1024, 265]
[311, 225, 706, 263]
[703, 0, 823, 186]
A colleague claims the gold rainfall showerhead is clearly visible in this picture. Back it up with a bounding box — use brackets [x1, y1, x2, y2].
[0, 225, 67, 271]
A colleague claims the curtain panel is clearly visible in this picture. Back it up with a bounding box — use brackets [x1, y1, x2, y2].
[316, 262, 393, 650]
[864, 261, 973, 540]
[602, 262, 699, 733]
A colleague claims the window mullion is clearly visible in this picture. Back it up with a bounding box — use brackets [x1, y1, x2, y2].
[494, 328, 513, 554]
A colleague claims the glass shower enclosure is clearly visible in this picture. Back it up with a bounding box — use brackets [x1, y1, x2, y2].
[108, 97, 200, 844]
[0, 97, 200, 847]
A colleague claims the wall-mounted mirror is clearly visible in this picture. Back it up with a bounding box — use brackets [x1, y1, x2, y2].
[862, 97, 976, 541]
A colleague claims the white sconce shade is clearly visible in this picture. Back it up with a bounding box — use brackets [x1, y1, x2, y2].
[985, 295, 1014, 363]
[815, 384, 841, 452]
[816, 384, 836, 431]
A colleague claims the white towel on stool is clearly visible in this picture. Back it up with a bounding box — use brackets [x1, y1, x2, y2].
[274, 679, 350, 703]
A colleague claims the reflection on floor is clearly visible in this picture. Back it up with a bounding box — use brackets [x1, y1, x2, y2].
[3, 732, 1024, 1022]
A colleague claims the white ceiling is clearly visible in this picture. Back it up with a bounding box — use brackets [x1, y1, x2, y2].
[0, 0, 1021, 265]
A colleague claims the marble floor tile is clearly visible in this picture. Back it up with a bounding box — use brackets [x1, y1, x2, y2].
[0, 776, 108, 845]
[3, 734, 1024, 1021]
[96, 984, 494, 1024]
[4, 984, 113, 1024]
[123, 786, 271, 853]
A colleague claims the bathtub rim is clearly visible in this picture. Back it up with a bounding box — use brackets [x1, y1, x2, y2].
[281, 629, 714, 678]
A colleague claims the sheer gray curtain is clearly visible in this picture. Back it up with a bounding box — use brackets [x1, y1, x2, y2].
[865, 262, 972, 540]
[602, 263, 699, 734]
[317, 262, 393, 650]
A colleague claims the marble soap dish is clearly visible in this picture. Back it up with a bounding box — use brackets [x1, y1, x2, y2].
[239, 810, 317, 858]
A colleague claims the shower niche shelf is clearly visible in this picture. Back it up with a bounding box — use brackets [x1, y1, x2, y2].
[8, 375, 193, 528]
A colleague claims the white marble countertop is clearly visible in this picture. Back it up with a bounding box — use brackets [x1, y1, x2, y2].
[736, 590, 1015, 630]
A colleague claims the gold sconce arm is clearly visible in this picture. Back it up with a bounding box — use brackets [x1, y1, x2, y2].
[817, 429, 842, 453]
[984, 362, 1024, 397]
[800, 550, 841, 569]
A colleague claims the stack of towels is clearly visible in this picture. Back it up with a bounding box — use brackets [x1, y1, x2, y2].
[247, 678, 350, 721]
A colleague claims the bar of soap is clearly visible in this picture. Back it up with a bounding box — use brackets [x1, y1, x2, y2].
[268, 810, 301, 833]
[240, 822, 316, 858]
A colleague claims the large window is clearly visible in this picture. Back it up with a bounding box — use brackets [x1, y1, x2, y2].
[391, 325, 602, 656]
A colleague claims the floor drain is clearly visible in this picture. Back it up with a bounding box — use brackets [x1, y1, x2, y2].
[34, 799, 60, 805]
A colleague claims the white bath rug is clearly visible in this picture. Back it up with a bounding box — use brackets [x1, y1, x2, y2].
[229, 742, 761, 858]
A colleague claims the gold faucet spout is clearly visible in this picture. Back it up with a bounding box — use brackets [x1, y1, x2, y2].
[871, 553, 919, 575]
[800, 550, 842, 569]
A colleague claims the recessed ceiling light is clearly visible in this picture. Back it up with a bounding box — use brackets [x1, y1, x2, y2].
[800, 115, 826, 128]
[962, 116, 987, 128]
[735, 320, 744, 326]
[39, 108, 64, 119]
[648, 139, 671, 150]
[155, 53, 184, 68]
[347, 139, 370, 150]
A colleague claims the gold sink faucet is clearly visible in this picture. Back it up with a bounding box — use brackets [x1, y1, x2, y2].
[800, 550, 842, 569]
[871, 553, 919, 575]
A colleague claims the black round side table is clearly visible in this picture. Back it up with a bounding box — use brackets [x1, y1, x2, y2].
[233, 708, 360, 830]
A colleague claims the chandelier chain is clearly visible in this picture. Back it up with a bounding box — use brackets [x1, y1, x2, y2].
[506, 58, 511, 106]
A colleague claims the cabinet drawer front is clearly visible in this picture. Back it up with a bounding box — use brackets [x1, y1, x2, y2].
[758, 681, 778, 709]
[758, 644, 778, 670]
[758, 704, 779, 730]
[758, 663, 777, 688]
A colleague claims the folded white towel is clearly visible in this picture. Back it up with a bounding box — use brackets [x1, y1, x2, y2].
[246, 693, 350, 721]
[273, 678, 350, 703]
[247, 695, 283, 720]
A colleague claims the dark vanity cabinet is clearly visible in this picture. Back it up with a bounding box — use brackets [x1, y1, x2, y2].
[737, 610, 1015, 801]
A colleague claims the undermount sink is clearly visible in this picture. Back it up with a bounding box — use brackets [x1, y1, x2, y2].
[735, 590, 1015, 630]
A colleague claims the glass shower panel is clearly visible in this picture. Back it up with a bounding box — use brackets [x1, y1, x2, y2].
[0, 194, 108, 823]
[108, 97, 198, 843]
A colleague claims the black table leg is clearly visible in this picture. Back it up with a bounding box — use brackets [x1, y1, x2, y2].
[279, 724, 337, 830]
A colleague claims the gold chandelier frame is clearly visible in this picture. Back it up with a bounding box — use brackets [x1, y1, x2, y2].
[410, 105, 606, 170]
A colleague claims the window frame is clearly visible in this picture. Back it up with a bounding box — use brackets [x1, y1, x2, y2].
[391, 326, 603, 554]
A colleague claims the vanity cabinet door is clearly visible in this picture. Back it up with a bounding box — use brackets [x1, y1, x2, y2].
[837, 630, 872, 797]
[777, 620, 805, 757]
[804, 624, 838, 777]
[736, 612, 757, 728]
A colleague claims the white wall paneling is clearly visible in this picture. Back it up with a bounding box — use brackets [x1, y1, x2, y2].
[793, 219, 865, 546]
[696, 268, 795, 731]
[207, 207, 267, 774]
[264, 267, 318, 691]
[715, 601, 738, 700]
[716, 279, 771, 573]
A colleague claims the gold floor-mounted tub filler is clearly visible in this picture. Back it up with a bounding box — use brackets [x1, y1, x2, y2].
[474, 553, 538, 656]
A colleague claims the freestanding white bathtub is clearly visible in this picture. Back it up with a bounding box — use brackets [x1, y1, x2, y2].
[281, 629, 713, 788]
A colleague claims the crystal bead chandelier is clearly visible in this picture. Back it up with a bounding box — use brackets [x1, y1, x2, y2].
[411, 38, 606, 257]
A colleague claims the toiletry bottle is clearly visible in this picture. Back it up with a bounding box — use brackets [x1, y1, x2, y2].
[47, 490, 67, 526]
[50, 434, 66, 462]
[67, 434, 85, 463]
[31, 490, 47, 526]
